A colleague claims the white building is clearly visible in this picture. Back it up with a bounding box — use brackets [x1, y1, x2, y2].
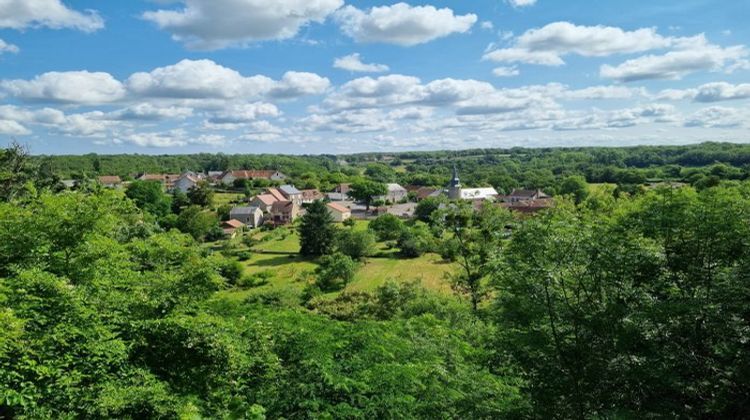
[377, 183, 408, 203]
[229, 206, 264, 228]
[174, 174, 199, 193]
[326, 202, 352, 222]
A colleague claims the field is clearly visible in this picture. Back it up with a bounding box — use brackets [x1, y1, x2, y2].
[216, 220, 456, 303]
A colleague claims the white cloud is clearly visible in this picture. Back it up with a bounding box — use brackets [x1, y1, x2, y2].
[0, 38, 19, 54]
[480, 21, 494, 31]
[0, 120, 30, 135]
[126, 59, 327, 100]
[206, 102, 280, 124]
[1, 71, 126, 104]
[335, 3, 477, 46]
[333, 53, 389, 73]
[492, 66, 520, 77]
[685, 106, 746, 128]
[506, 0, 537, 7]
[0, 0, 103, 32]
[142, 0, 343, 50]
[657, 82, 750, 103]
[483, 22, 705, 66]
[269, 71, 330, 98]
[109, 103, 194, 121]
[483, 47, 564, 66]
[600, 43, 748, 81]
[117, 129, 227, 148]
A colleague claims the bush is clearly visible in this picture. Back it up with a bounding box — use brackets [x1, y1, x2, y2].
[236, 251, 252, 261]
[336, 229, 376, 260]
[218, 259, 244, 285]
[314, 253, 358, 292]
[369, 213, 405, 241]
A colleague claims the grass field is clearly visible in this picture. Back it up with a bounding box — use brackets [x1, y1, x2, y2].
[216, 220, 456, 303]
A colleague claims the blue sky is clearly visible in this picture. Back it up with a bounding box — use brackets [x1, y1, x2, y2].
[0, 0, 748, 155]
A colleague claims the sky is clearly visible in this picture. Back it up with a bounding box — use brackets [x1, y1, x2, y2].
[0, 0, 749, 155]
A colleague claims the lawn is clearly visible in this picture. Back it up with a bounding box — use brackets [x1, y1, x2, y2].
[216, 220, 456, 303]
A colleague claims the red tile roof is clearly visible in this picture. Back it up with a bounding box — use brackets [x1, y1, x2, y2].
[326, 202, 350, 214]
[98, 176, 121, 184]
[222, 219, 246, 229]
[253, 194, 278, 206]
[226, 170, 276, 179]
[266, 187, 286, 202]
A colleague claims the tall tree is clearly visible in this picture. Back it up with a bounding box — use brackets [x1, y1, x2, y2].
[349, 181, 387, 211]
[126, 180, 171, 217]
[187, 181, 214, 207]
[298, 200, 336, 256]
[0, 141, 36, 202]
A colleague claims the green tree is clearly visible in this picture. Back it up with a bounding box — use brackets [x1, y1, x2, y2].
[559, 175, 589, 203]
[369, 213, 405, 241]
[349, 181, 387, 211]
[187, 181, 214, 207]
[176, 206, 219, 241]
[126, 180, 171, 217]
[0, 141, 37, 202]
[314, 253, 358, 291]
[414, 196, 443, 223]
[336, 229, 376, 260]
[298, 200, 336, 256]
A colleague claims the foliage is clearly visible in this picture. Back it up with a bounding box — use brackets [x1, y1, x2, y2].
[335, 228, 376, 260]
[314, 253, 358, 292]
[187, 181, 214, 207]
[349, 180, 387, 210]
[298, 200, 336, 256]
[369, 213, 405, 241]
[559, 175, 589, 203]
[126, 180, 171, 217]
[176, 206, 220, 241]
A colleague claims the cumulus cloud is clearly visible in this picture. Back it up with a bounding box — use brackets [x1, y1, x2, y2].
[333, 53, 389, 72]
[334, 3, 477, 46]
[142, 0, 343, 50]
[1, 71, 126, 104]
[484, 22, 675, 66]
[0, 38, 19, 54]
[492, 66, 520, 77]
[126, 59, 328, 100]
[206, 102, 280, 125]
[0, 0, 103, 32]
[0, 120, 29, 135]
[109, 103, 194, 121]
[657, 82, 750, 103]
[506, 0, 537, 7]
[600, 43, 748, 81]
[685, 106, 746, 128]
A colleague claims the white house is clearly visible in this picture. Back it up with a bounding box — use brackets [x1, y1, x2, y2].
[249, 194, 278, 212]
[278, 185, 303, 205]
[174, 174, 199, 193]
[221, 170, 287, 185]
[377, 183, 408, 203]
[229, 206, 264, 228]
[327, 202, 352, 222]
[459, 187, 499, 201]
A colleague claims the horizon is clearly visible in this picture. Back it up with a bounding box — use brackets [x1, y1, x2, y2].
[1, 0, 749, 155]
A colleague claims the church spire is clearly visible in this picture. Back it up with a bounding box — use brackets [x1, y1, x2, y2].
[450, 163, 461, 188]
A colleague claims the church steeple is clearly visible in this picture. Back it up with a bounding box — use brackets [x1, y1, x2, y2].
[449, 164, 461, 188]
[448, 163, 462, 199]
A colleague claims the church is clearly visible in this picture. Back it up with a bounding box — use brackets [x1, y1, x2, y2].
[447, 165, 499, 201]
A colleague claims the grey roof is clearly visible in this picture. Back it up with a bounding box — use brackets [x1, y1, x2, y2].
[386, 183, 407, 192]
[230, 206, 261, 216]
[279, 185, 301, 195]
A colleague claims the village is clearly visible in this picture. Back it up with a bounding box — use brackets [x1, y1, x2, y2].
[84, 165, 554, 239]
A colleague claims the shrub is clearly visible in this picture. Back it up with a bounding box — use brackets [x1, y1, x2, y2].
[369, 213, 405, 241]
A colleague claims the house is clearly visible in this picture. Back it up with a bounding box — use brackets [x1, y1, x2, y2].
[415, 187, 441, 201]
[377, 183, 408, 203]
[249, 194, 278, 212]
[327, 202, 352, 222]
[221, 170, 286, 185]
[270, 200, 300, 225]
[174, 174, 199, 193]
[265, 187, 286, 202]
[98, 176, 122, 188]
[229, 206, 264, 228]
[499, 189, 550, 203]
[221, 219, 246, 238]
[300, 189, 324, 204]
[279, 185, 303, 205]
[136, 173, 181, 190]
[61, 179, 77, 189]
[499, 198, 554, 214]
[459, 188, 499, 201]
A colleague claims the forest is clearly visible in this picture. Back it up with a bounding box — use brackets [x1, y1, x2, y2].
[2, 142, 750, 418]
